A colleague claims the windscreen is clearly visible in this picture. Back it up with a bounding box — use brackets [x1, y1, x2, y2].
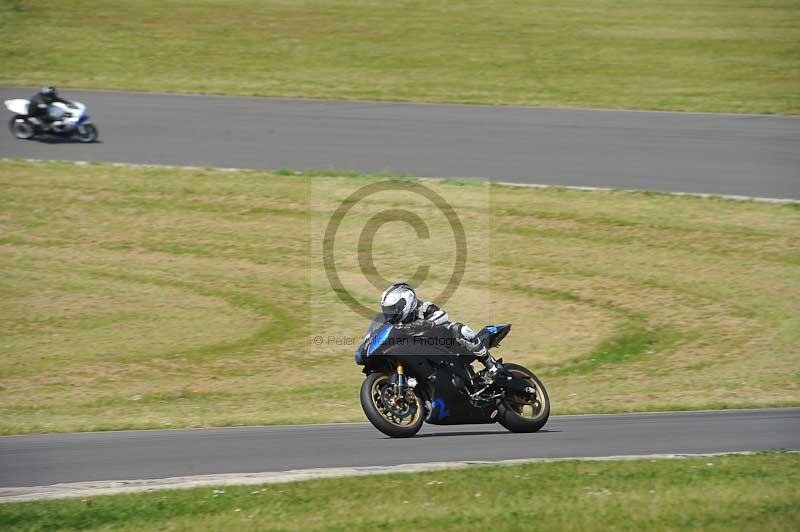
[365, 314, 386, 337]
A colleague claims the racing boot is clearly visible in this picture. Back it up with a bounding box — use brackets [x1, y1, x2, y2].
[456, 335, 502, 383]
[474, 347, 502, 383]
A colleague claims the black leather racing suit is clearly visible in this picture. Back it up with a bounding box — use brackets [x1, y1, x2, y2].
[28, 93, 70, 124]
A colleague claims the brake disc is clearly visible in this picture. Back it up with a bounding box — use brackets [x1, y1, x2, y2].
[380, 385, 415, 418]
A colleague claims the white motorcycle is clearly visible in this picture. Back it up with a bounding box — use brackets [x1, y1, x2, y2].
[4, 99, 98, 143]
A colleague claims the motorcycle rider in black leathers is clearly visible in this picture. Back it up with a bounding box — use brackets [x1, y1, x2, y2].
[380, 282, 502, 381]
[27, 86, 70, 128]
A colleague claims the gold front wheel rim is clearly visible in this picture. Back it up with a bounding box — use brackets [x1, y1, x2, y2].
[370, 375, 421, 428]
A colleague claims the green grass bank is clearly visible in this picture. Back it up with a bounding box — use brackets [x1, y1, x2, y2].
[0, 160, 798, 434]
[2, 0, 799, 114]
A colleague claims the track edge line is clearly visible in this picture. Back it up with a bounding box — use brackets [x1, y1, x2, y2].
[3, 158, 798, 204]
[2, 450, 796, 503]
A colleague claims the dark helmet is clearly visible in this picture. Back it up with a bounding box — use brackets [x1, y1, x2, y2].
[380, 283, 417, 324]
[39, 86, 57, 99]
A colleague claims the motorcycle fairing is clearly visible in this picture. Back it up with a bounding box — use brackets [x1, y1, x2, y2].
[367, 322, 392, 355]
[4, 99, 30, 115]
[426, 366, 495, 425]
[370, 337, 496, 424]
[355, 322, 504, 424]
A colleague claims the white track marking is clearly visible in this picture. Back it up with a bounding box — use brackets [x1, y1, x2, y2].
[5, 158, 798, 204]
[2, 451, 793, 503]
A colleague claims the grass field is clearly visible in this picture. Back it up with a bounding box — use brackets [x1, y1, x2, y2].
[2, 0, 799, 114]
[0, 159, 798, 434]
[1, 453, 797, 530]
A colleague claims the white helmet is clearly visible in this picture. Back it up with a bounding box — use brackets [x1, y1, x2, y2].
[380, 283, 417, 323]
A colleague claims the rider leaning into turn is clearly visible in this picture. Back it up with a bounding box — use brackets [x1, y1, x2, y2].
[380, 282, 502, 380]
[27, 86, 70, 126]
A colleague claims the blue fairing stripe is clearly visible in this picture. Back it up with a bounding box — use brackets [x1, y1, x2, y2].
[431, 398, 449, 420]
[367, 324, 392, 355]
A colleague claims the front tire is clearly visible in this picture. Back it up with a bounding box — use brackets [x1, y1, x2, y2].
[360, 372, 424, 438]
[9, 116, 35, 140]
[75, 123, 98, 143]
[497, 363, 550, 433]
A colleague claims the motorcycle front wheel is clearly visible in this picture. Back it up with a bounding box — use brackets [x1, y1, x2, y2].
[360, 372, 424, 438]
[9, 117, 35, 140]
[75, 123, 98, 143]
[497, 363, 550, 433]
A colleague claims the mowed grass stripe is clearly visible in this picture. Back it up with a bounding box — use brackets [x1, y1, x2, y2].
[0, 160, 798, 434]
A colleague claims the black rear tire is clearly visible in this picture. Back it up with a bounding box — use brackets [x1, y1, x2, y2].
[497, 363, 550, 433]
[9, 116, 35, 140]
[360, 372, 424, 438]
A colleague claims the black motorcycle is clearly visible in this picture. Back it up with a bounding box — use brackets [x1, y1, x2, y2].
[355, 317, 550, 437]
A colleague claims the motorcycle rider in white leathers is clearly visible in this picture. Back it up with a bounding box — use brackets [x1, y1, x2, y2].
[379, 282, 502, 380]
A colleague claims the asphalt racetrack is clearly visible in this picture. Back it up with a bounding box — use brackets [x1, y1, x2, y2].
[1, 88, 798, 199]
[1, 409, 798, 489]
[1, 90, 799, 494]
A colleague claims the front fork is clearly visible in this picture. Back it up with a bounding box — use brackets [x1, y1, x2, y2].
[391, 362, 419, 406]
[392, 362, 408, 396]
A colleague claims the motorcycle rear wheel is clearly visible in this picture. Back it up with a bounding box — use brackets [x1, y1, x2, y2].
[360, 372, 423, 438]
[497, 363, 550, 433]
[9, 117, 35, 140]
